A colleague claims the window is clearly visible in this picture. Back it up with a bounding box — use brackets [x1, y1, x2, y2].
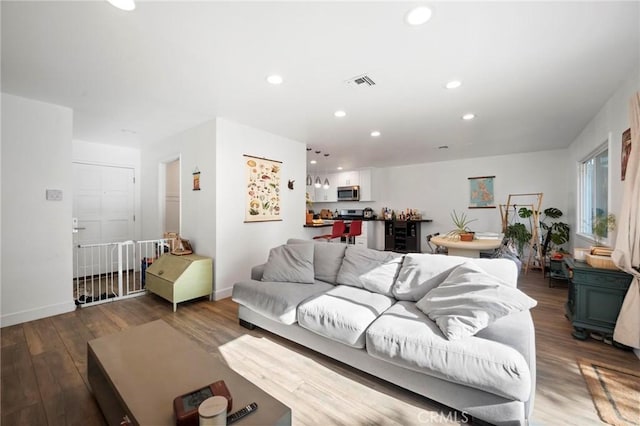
[579, 144, 609, 239]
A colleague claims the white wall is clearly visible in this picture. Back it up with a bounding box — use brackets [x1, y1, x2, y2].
[72, 139, 142, 240]
[567, 68, 640, 250]
[1, 94, 76, 326]
[317, 149, 569, 252]
[140, 120, 216, 260]
[215, 118, 307, 298]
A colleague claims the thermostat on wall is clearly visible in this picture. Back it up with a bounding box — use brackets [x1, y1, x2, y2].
[46, 189, 63, 201]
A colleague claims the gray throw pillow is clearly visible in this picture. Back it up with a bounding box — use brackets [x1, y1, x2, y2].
[416, 262, 537, 340]
[287, 238, 346, 284]
[261, 243, 315, 284]
[336, 246, 404, 296]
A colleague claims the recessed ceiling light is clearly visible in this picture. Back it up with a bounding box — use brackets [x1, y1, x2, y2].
[405, 6, 432, 26]
[370, 131, 381, 137]
[337, 166, 343, 170]
[310, 160, 317, 164]
[334, 110, 346, 118]
[445, 80, 462, 89]
[438, 145, 449, 149]
[462, 113, 476, 120]
[107, 0, 135, 11]
[266, 75, 283, 85]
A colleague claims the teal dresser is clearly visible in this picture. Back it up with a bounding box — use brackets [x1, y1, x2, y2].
[564, 258, 632, 343]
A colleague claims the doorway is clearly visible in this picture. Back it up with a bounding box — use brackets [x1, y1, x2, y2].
[164, 158, 181, 234]
[72, 162, 136, 277]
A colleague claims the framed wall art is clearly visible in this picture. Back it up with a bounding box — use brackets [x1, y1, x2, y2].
[244, 154, 282, 222]
[192, 167, 201, 191]
[468, 175, 496, 209]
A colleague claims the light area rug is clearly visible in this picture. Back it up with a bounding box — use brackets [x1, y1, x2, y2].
[218, 334, 464, 426]
[577, 358, 640, 426]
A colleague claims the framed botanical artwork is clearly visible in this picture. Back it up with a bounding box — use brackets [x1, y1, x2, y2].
[621, 128, 631, 181]
[468, 176, 496, 208]
[244, 154, 282, 222]
[192, 168, 201, 191]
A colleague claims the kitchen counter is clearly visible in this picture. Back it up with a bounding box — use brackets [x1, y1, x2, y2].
[303, 222, 334, 228]
[303, 218, 433, 227]
[379, 219, 433, 222]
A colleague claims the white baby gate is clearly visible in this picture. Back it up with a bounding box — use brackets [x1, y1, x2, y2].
[74, 238, 175, 307]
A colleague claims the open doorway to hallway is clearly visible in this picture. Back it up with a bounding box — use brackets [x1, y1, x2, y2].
[164, 158, 181, 234]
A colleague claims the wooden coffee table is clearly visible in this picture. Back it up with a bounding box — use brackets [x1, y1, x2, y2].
[88, 320, 291, 426]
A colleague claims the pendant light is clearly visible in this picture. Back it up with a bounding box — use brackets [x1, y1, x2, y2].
[314, 150, 322, 188]
[306, 147, 313, 185]
[323, 153, 330, 189]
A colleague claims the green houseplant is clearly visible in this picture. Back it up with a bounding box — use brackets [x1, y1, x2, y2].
[505, 222, 532, 258]
[592, 212, 616, 247]
[539, 207, 570, 256]
[504, 206, 569, 259]
[446, 210, 477, 241]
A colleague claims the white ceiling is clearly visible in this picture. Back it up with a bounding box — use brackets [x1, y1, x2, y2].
[2, 1, 639, 170]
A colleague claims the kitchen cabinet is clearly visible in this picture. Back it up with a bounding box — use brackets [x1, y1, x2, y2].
[354, 221, 374, 248]
[310, 169, 376, 203]
[314, 173, 338, 202]
[358, 169, 374, 201]
[336, 171, 359, 187]
[564, 258, 632, 342]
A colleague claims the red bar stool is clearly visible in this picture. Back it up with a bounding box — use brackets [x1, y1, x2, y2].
[343, 220, 362, 244]
[313, 221, 346, 242]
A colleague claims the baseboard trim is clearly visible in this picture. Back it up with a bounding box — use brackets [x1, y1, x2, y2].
[213, 287, 232, 300]
[1, 300, 76, 328]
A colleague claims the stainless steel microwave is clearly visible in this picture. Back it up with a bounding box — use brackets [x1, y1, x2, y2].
[337, 186, 360, 201]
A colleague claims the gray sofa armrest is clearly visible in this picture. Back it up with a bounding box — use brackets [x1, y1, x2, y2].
[251, 263, 266, 281]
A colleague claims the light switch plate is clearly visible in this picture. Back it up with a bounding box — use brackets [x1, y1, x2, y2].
[46, 189, 63, 201]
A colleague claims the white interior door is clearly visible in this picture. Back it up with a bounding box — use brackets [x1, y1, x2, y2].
[73, 163, 135, 277]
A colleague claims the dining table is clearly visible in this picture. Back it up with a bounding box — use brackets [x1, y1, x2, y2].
[430, 234, 503, 258]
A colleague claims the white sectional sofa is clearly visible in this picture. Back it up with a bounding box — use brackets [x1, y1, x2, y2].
[232, 239, 536, 426]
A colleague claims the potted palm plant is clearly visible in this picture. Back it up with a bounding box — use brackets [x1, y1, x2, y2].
[446, 210, 477, 241]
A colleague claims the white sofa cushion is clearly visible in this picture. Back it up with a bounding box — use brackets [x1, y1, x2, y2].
[262, 243, 315, 284]
[287, 238, 347, 284]
[336, 246, 404, 296]
[297, 285, 395, 348]
[393, 253, 518, 301]
[366, 301, 532, 402]
[232, 280, 333, 325]
[416, 263, 537, 340]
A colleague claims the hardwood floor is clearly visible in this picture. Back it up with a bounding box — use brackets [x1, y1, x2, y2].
[2, 270, 639, 425]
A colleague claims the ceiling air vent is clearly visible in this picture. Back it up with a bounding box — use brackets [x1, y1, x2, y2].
[346, 73, 376, 87]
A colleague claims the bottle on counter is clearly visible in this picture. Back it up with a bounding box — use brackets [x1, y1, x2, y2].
[391, 210, 396, 221]
[334, 209, 339, 218]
